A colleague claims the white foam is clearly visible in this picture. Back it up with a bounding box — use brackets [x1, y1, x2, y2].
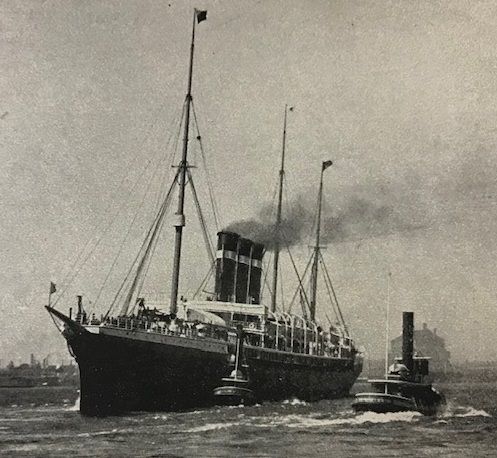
[242, 410, 422, 430]
[454, 407, 491, 418]
[353, 411, 422, 424]
[282, 398, 307, 406]
[284, 411, 421, 427]
[185, 422, 239, 432]
[66, 395, 80, 411]
[441, 403, 492, 419]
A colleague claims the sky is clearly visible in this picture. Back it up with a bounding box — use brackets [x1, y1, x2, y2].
[1, 0, 497, 365]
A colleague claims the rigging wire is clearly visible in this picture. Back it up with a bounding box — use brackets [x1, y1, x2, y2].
[187, 168, 215, 264]
[278, 266, 285, 312]
[134, 182, 177, 305]
[99, 96, 222, 315]
[119, 175, 178, 316]
[193, 260, 216, 299]
[261, 250, 273, 304]
[53, 102, 185, 309]
[260, 177, 281, 300]
[104, 170, 179, 319]
[191, 100, 223, 231]
[286, 246, 311, 317]
[319, 250, 347, 330]
[156, 99, 188, 210]
[92, 109, 185, 309]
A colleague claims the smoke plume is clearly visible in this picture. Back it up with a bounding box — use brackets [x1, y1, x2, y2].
[224, 189, 424, 250]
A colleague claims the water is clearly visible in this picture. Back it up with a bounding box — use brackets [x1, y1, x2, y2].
[1, 381, 496, 457]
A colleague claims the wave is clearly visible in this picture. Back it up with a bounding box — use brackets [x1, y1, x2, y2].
[282, 398, 307, 406]
[76, 428, 134, 438]
[353, 411, 422, 424]
[66, 394, 80, 412]
[284, 411, 421, 427]
[454, 406, 491, 418]
[185, 422, 240, 433]
[441, 402, 491, 419]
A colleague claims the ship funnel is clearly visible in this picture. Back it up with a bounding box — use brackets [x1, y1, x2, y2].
[215, 232, 239, 302]
[248, 241, 264, 304]
[402, 311, 414, 378]
[215, 231, 265, 304]
[234, 238, 251, 303]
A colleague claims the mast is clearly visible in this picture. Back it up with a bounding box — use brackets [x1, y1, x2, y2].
[310, 160, 332, 321]
[385, 272, 391, 380]
[170, 9, 206, 315]
[271, 105, 290, 313]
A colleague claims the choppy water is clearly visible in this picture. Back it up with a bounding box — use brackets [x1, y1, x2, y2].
[1, 381, 496, 457]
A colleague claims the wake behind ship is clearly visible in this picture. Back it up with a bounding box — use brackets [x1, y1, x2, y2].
[46, 9, 362, 416]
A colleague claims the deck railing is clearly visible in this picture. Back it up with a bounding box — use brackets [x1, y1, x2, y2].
[93, 316, 351, 358]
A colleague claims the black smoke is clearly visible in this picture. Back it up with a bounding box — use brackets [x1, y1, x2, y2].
[224, 190, 424, 250]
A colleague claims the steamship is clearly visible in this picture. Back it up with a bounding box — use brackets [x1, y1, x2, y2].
[46, 9, 362, 416]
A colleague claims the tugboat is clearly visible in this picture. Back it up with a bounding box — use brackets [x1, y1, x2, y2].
[353, 312, 445, 416]
[213, 325, 255, 406]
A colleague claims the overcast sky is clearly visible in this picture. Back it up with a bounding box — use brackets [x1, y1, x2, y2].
[1, 0, 497, 365]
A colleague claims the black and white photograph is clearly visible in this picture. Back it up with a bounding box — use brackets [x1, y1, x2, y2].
[1, 1, 496, 456]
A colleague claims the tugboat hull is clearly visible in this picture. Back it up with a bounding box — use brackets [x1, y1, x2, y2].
[352, 393, 416, 414]
[213, 385, 256, 406]
[352, 377, 446, 416]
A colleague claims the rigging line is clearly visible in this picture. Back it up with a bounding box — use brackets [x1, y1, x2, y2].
[54, 96, 184, 309]
[104, 170, 179, 319]
[193, 260, 216, 299]
[134, 191, 175, 302]
[128, 206, 167, 305]
[191, 100, 222, 230]
[48, 311, 64, 335]
[261, 250, 273, 301]
[94, 107, 185, 306]
[286, 245, 311, 316]
[156, 100, 188, 210]
[260, 178, 281, 301]
[93, 130, 182, 310]
[270, 172, 280, 221]
[118, 176, 178, 316]
[319, 256, 341, 327]
[319, 250, 346, 330]
[307, 186, 321, 252]
[279, 266, 285, 312]
[187, 168, 215, 264]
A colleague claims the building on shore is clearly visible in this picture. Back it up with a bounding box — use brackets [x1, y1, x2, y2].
[0, 354, 79, 388]
[390, 323, 451, 374]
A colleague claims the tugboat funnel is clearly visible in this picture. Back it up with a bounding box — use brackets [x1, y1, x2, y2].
[402, 311, 414, 379]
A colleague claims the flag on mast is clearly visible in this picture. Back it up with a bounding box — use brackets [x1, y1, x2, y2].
[195, 9, 207, 23]
[48, 282, 56, 307]
[322, 160, 333, 171]
[49, 282, 57, 295]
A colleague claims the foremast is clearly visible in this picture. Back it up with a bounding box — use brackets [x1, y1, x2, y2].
[170, 9, 207, 316]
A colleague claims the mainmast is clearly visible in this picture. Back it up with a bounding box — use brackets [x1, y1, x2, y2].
[170, 9, 207, 316]
[271, 105, 290, 313]
[309, 160, 332, 321]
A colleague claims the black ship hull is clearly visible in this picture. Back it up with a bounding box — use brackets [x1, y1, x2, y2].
[54, 311, 361, 416]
